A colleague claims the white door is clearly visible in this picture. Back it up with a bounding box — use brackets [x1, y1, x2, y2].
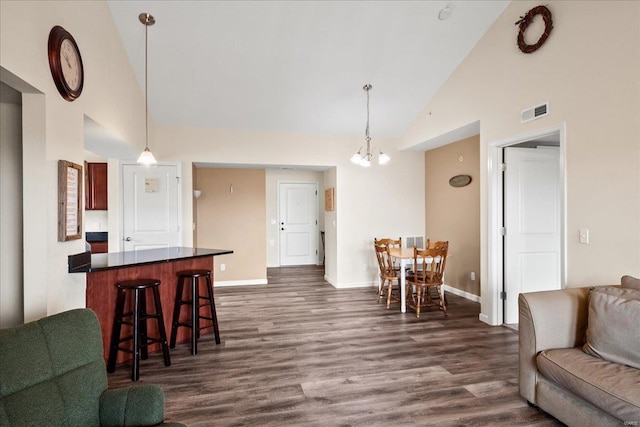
[504, 147, 561, 324]
[279, 182, 318, 266]
[122, 163, 180, 251]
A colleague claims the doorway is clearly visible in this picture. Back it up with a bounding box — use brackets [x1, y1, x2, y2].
[278, 182, 319, 266]
[487, 126, 565, 326]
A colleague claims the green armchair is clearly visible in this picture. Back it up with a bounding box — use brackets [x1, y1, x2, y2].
[0, 308, 185, 426]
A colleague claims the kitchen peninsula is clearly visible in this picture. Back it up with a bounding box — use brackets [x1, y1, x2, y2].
[69, 247, 232, 362]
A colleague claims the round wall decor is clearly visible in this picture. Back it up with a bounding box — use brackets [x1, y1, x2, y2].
[48, 25, 84, 101]
[449, 175, 472, 188]
[515, 5, 553, 54]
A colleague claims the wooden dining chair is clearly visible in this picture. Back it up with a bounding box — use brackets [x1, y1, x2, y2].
[406, 241, 449, 318]
[373, 237, 402, 297]
[374, 243, 401, 308]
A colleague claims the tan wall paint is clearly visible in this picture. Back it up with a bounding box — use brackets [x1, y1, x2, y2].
[195, 168, 267, 283]
[1, 1, 147, 321]
[425, 136, 480, 296]
[403, 0, 640, 323]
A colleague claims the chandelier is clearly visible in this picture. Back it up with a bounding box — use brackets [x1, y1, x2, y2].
[350, 84, 390, 167]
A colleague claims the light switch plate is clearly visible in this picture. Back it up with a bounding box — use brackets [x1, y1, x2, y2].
[579, 229, 589, 244]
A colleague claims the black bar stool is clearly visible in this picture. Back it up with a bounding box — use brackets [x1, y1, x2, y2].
[107, 278, 171, 381]
[170, 269, 220, 355]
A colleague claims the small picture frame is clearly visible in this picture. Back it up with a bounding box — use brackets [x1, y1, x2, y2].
[324, 187, 335, 211]
[58, 160, 83, 241]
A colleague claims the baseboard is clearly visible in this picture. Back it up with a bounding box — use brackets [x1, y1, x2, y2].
[478, 313, 491, 324]
[324, 275, 376, 289]
[442, 285, 480, 303]
[214, 279, 268, 287]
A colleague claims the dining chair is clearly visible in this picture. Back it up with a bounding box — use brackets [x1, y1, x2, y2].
[373, 237, 402, 296]
[374, 243, 401, 308]
[406, 241, 449, 318]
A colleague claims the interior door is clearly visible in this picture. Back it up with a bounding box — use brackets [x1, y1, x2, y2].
[504, 147, 561, 324]
[122, 163, 180, 251]
[279, 182, 318, 266]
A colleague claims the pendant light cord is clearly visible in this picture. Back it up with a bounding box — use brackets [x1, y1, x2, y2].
[144, 19, 149, 151]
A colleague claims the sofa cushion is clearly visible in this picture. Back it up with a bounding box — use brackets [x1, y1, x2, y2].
[537, 347, 640, 421]
[622, 275, 640, 290]
[583, 287, 640, 369]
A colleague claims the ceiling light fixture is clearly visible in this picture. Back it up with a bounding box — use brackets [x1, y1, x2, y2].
[137, 13, 157, 166]
[350, 84, 390, 167]
[439, 6, 453, 21]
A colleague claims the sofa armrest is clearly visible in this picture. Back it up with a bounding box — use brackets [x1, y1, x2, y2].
[518, 287, 590, 404]
[99, 385, 166, 427]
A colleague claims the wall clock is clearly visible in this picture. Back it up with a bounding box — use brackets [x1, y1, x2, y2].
[48, 26, 84, 101]
[516, 5, 553, 54]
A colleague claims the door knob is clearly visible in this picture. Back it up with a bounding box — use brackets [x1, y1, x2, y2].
[125, 237, 131, 241]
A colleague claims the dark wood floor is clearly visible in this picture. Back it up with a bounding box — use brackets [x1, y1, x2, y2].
[108, 265, 562, 426]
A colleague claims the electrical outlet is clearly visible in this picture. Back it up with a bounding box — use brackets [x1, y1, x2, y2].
[220, 263, 226, 271]
[470, 271, 476, 281]
[363, 264, 367, 271]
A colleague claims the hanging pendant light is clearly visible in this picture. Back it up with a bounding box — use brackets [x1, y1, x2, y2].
[137, 13, 157, 166]
[350, 84, 389, 167]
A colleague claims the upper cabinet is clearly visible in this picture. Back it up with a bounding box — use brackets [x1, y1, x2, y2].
[85, 162, 108, 210]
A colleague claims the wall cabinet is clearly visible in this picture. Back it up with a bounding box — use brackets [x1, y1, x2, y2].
[85, 162, 108, 210]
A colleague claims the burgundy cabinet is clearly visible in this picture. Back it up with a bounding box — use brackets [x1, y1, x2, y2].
[85, 162, 108, 210]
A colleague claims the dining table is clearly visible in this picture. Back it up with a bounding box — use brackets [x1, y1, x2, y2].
[388, 247, 450, 313]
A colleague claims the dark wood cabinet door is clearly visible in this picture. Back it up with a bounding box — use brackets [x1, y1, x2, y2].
[89, 241, 108, 253]
[85, 162, 108, 210]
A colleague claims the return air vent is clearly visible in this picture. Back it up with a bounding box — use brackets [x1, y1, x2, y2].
[521, 102, 549, 123]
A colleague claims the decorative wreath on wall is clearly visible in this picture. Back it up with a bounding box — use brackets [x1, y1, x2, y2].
[515, 5, 553, 54]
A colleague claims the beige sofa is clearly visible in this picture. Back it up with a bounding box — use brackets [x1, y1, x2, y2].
[518, 283, 640, 426]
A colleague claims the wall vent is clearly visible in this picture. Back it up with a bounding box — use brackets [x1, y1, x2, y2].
[521, 102, 549, 123]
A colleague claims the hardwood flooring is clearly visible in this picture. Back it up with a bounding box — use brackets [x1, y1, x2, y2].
[107, 265, 562, 426]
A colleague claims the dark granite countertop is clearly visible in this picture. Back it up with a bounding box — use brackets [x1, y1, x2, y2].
[69, 247, 233, 273]
[86, 232, 108, 242]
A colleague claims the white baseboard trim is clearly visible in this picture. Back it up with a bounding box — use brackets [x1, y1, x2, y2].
[478, 313, 491, 325]
[214, 279, 268, 287]
[324, 275, 377, 289]
[443, 285, 480, 303]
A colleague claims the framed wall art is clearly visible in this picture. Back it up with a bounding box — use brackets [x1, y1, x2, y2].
[58, 160, 83, 241]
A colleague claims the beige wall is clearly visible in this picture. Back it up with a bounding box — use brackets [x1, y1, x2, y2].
[403, 0, 640, 324]
[0, 1, 146, 322]
[425, 136, 480, 296]
[156, 125, 425, 289]
[195, 168, 267, 284]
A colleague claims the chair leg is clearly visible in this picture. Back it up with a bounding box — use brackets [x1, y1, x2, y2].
[438, 285, 448, 317]
[131, 289, 141, 382]
[190, 277, 198, 355]
[139, 290, 149, 360]
[152, 285, 172, 366]
[170, 278, 184, 349]
[205, 274, 221, 344]
[386, 279, 393, 309]
[107, 288, 126, 373]
[416, 286, 422, 318]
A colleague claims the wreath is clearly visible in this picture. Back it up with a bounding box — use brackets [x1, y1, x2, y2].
[515, 5, 553, 54]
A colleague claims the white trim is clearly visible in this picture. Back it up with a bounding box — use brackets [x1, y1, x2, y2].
[214, 279, 268, 287]
[485, 123, 566, 326]
[443, 285, 480, 303]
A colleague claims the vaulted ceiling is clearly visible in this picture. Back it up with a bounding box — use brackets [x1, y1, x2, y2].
[108, 1, 509, 139]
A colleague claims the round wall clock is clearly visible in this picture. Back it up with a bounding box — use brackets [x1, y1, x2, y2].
[48, 26, 84, 101]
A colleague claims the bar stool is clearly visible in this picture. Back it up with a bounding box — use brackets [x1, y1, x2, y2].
[170, 269, 220, 355]
[107, 278, 171, 381]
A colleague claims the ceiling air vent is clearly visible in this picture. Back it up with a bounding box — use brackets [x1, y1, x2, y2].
[521, 102, 549, 123]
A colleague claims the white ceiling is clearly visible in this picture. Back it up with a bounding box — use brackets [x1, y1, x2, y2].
[107, 1, 509, 139]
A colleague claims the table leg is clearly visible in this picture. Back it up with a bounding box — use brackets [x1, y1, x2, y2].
[400, 259, 406, 313]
